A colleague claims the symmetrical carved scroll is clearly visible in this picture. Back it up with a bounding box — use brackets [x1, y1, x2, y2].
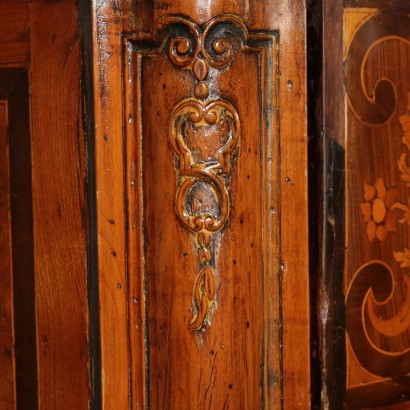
[153, 14, 248, 69]
[158, 16, 246, 330]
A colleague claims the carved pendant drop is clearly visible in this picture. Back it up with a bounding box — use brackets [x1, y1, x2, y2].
[160, 16, 244, 330]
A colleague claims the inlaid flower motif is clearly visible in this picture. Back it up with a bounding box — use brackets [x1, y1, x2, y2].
[394, 248, 410, 269]
[360, 178, 400, 241]
[398, 92, 410, 150]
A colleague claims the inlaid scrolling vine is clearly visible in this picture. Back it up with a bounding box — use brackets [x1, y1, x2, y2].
[345, 12, 410, 390]
[128, 15, 275, 331]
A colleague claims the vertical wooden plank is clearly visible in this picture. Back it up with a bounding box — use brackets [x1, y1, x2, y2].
[125, 28, 279, 408]
[260, 2, 311, 408]
[94, 1, 309, 408]
[92, 2, 130, 408]
[0, 100, 16, 409]
[343, 7, 410, 408]
[314, 0, 347, 407]
[318, 1, 410, 408]
[29, 1, 90, 408]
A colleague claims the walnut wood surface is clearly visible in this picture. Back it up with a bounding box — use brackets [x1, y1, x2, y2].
[125, 23, 277, 407]
[0, 2, 90, 407]
[319, 2, 410, 409]
[344, 8, 410, 405]
[93, 1, 309, 408]
[29, 1, 90, 408]
[0, 2, 91, 406]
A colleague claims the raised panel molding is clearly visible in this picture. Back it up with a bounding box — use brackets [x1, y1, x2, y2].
[124, 14, 280, 407]
[124, 14, 276, 333]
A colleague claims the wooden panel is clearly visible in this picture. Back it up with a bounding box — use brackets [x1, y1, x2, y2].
[0, 1, 29, 67]
[344, 8, 410, 408]
[29, 1, 90, 408]
[124, 19, 278, 408]
[0, 100, 15, 409]
[311, 0, 347, 407]
[318, 2, 410, 409]
[93, 1, 309, 408]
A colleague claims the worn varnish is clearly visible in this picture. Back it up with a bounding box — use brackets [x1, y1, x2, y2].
[93, 1, 309, 408]
[126, 17, 277, 408]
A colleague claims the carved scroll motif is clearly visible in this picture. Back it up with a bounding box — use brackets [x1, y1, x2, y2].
[158, 16, 245, 330]
[169, 99, 240, 330]
[128, 14, 274, 331]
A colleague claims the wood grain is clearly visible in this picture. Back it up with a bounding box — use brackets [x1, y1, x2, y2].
[29, 1, 90, 408]
[344, 9, 410, 407]
[92, 1, 130, 407]
[314, 0, 347, 408]
[125, 23, 277, 408]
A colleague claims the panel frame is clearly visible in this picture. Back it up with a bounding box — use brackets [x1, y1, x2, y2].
[122, 18, 280, 408]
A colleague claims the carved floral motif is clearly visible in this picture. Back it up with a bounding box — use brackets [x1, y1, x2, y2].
[128, 13, 273, 332]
